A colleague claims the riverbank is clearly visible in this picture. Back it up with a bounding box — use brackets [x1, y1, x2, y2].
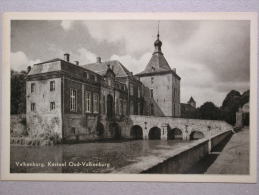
[205, 127, 249, 174]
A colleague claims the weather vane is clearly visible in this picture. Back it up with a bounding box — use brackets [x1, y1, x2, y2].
[157, 20, 160, 38]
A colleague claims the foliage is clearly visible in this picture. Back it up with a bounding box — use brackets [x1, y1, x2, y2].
[11, 70, 27, 114]
[197, 102, 221, 120]
[192, 89, 249, 125]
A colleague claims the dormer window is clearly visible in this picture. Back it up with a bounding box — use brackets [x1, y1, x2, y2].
[83, 72, 89, 79]
[107, 78, 111, 86]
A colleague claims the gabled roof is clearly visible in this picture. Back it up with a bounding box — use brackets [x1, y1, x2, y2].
[82, 60, 131, 77]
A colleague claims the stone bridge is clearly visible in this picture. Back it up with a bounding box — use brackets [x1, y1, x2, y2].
[127, 115, 233, 141]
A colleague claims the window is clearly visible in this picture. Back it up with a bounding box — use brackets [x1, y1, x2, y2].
[83, 72, 89, 79]
[130, 100, 134, 115]
[150, 89, 153, 98]
[138, 87, 141, 98]
[70, 89, 77, 112]
[93, 93, 99, 113]
[85, 91, 92, 113]
[138, 102, 141, 115]
[71, 127, 76, 135]
[119, 99, 123, 115]
[102, 95, 106, 114]
[90, 74, 95, 81]
[150, 104, 154, 115]
[151, 77, 154, 84]
[107, 78, 111, 86]
[50, 81, 55, 91]
[130, 84, 134, 96]
[50, 102, 55, 110]
[31, 103, 35, 111]
[123, 100, 127, 115]
[31, 83, 35, 93]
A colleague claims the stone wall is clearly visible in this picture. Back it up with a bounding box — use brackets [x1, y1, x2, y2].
[114, 130, 233, 174]
[26, 78, 62, 137]
[139, 72, 180, 117]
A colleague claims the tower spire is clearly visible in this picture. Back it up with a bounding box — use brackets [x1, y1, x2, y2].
[154, 21, 162, 54]
[157, 21, 160, 39]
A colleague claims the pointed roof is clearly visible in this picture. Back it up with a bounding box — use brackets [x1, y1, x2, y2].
[136, 33, 173, 76]
[188, 96, 196, 103]
[82, 60, 131, 77]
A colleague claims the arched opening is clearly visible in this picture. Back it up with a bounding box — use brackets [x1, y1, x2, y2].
[130, 125, 143, 140]
[148, 127, 161, 140]
[167, 128, 183, 140]
[96, 122, 104, 137]
[190, 131, 204, 140]
[109, 122, 121, 139]
[107, 94, 114, 119]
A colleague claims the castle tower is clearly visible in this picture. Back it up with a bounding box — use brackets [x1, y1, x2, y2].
[188, 96, 196, 108]
[136, 31, 181, 117]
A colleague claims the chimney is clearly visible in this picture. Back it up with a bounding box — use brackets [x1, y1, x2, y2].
[96, 57, 101, 63]
[74, 61, 79, 66]
[64, 53, 70, 62]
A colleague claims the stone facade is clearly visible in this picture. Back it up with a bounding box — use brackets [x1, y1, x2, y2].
[136, 33, 181, 117]
[26, 33, 182, 142]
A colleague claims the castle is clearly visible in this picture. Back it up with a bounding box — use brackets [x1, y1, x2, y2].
[26, 32, 181, 141]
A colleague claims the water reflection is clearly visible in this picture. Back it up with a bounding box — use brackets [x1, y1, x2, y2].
[11, 139, 188, 173]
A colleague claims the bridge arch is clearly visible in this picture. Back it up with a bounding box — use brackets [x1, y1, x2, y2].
[190, 130, 205, 140]
[148, 126, 161, 140]
[109, 122, 121, 139]
[167, 127, 183, 140]
[130, 125, 143, 140]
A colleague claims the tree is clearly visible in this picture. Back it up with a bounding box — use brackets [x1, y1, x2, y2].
[11, 70, 27, 114]
[198, 102, 221, 120]
[220, 89, 249, 125]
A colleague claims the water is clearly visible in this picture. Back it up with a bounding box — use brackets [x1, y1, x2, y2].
[10, 140, 190, 173]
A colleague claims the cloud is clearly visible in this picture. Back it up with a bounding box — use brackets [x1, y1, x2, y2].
[74, 48, 97, 64]
[110, 52, 151, 74]
[11, 51, 40, 71]
[11, 20, 250, 107]
[47, 44, 97, 65]
[80, 21, 155, 55]
[174, 21, 250, 83]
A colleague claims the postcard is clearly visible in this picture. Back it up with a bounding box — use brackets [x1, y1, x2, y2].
[1, 12, 257, 182]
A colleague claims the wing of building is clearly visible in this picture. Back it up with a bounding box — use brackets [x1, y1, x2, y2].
[25, 32, 181, 142]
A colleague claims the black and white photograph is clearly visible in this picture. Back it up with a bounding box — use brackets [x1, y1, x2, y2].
[1, 12, 257, 182]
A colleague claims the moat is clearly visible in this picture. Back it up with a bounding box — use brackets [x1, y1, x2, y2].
[11, 139, 190, 173]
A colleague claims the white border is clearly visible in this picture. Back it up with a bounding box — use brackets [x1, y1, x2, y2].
[1, 12, 257, 182]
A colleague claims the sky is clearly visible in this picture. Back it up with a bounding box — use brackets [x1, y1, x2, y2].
[11, 20, 250, 107]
